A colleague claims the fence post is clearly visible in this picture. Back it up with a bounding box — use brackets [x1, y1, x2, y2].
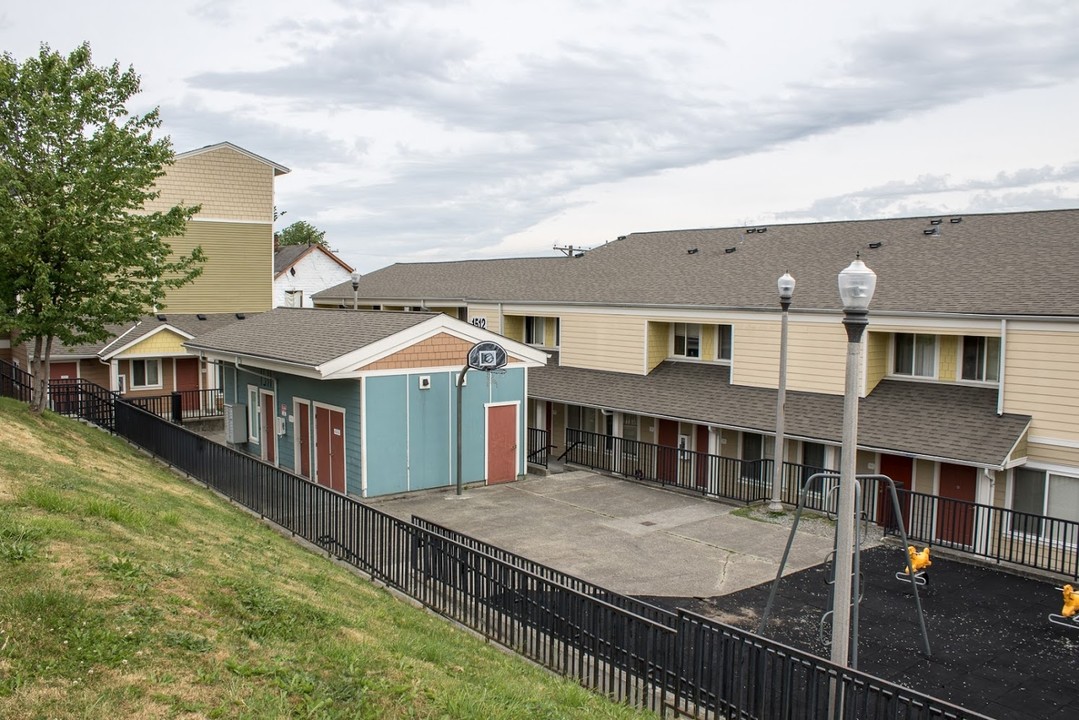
[170, 391, 182, 423]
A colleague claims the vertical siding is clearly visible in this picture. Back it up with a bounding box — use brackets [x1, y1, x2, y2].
[646, 322, 669, 372]
[560, 313, 646, 374]
[1004, 329, 1079, 440]
[272, 375, 361, 488]
[938, 336, 958, 382]
[78, 359, 110, 388]
[364, 375, 409, 496]
[408, 371, 453, 490]
[700, 325, 717, 361]
[164, 221, 273, 313]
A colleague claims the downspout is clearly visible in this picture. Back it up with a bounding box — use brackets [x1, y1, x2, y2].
[997, 319, 1007, 416]
[498, 302, 504, 334]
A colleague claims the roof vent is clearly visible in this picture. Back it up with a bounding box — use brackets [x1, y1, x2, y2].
[923, 228, 939, 236]
[574, 252, 584, 258]
[930, 218, 943, 225]
[868, 241, 883, 249]
[725, 247, 737, 254]
[950, 217, 962, 223]
[687, 248, 698, 255]
[235, 313, 246, 320]
[616, 235, 627, 241]
[196, 314, 207, 321]
[156, 314, 166, 321]
[746, 228, 756, 234]
[757, 227, 767, 233]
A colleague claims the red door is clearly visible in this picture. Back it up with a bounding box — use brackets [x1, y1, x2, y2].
[175, 358, 200, 412]
[657, 419, 679, 483]
[296, 402, 311, 479]
[937, 463, 977, 546]
[695, 425, 709, 487]
[49, 362, 78, 412]
[261, 393, 276, 465]
[878, 454, 913, 530]
[315, 406, 345, 492]
[486, 404, 517, 484]
[49, 361, 78, 381]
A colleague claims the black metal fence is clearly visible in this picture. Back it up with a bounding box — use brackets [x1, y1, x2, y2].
[527, 426, 551, 468]
[0, 358, 33, 403]
[128, 388, 224, 423]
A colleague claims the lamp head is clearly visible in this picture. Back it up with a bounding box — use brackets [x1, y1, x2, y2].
[350, 271, 361, 290]
[837, 258, 876, 311]
[777, 272, 795, 301]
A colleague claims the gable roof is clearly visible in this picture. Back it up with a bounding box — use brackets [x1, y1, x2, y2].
[44, 313, 252, 359]
[315, 209, 1079, 317]
[176, 142, 290, 176]
[274, 244, 354, 278]
[529, 358, 1030, 469]
[184, 308, 547, 377]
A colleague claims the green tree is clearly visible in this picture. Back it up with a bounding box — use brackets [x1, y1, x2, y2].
[277, 219, 327, 247]
[0, 43, 204, 412]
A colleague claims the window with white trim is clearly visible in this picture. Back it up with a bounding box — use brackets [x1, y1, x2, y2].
[673, 323, 701, 358]
[525, 316, 546, 345]
[1011, 468, 1079, 545]
[283, 290, 303, 307]
[130, 359, 162, 389]
[892, 333, 936, 378]
[247, 386, 261, 444]
[961, 336, 1000, 382]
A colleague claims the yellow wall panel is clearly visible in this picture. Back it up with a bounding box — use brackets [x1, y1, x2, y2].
[646, 322, 669, 373]
[162, 220, 273, 313]
[1003, 329, 1079, 441]
[938, 335, 958, 382]
[502, 315, 524, 343]
[145, 146, 275, 222]
[734, 320, 846, 395]
[560, 313, 646, 374]
[123, 329, 188, 356]
[865, 331, 888, 392]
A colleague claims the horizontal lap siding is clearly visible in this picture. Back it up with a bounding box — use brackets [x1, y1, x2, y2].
[646, 322, 668, 372]
[1026, 442, 1079, 469]
[1005, 329, 1079, 441]
[560, 313, 645, 374]
[163, 220, 273, 313]
[865, 332, 888, 392]
[733, 320, 846, 395]
[467, 305, 501, 334]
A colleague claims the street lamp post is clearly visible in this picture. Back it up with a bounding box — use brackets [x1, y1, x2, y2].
[769, 272, 795, 512]
[831, 257, 876, 669]
[350, 271, 361, 310]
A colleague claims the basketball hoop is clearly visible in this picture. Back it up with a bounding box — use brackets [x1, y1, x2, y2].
[467, 341, 507, 371]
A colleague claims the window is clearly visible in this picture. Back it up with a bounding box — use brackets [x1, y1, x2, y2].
[247, 386, 261, 444]
[673, 323, 701, 358]
[283, 290, 303, 307]
[525, 316, 546, 345]
[893, 333, 936, 377]
[1011, 468, 1079, 545]
[567, 405, 598, 446]
[961, 336, 1000, 382]
[130, 359, 161, 388]
[717, 324, 733, 361]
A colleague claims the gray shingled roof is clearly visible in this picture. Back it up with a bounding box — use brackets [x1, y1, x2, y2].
[315, 209, 1079, 316]
[529, 359, 1030, 467]
[185, 308, 435, 367]
[274, 245, 311, 275]
[46, 313, 252, 358]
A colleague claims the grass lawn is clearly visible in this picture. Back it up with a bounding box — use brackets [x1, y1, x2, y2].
[0, 398, 653, 719]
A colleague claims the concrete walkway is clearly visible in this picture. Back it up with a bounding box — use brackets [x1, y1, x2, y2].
[371, 470, 837, 598]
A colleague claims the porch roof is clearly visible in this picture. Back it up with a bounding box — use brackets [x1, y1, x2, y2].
[40, 313, 253, 360]
[528, 358, 1031, 469]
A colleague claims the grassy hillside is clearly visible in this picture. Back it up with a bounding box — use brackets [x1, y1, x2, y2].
[0, 398, 652, 719]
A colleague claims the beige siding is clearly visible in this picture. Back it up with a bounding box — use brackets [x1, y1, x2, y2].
[163, 220, 273, 313]
[700, 325, 717, 361]
[913, 459, 936, 493]
[77, 359, 110, 388]
[1026, 441, 1079, 468]
[145, 146, 274, 222]
[734, 320, 847, 395]
[718, 428, 738, 457]
[1003, 329, 1079, 441]
[559, 313, 647, 374]
[545, 319, 559, 348]
[865, 331, 888, 392]
[502, 316, 524, 343]
[938, 336, 958, 382]
[467, 305, 501, 334]
[646, 322, 669, 372]
[550, 402, 567, 456]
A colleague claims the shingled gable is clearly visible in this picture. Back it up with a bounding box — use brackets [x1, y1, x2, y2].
[183, 308, 547, 379]
[175, 141, 290, 176]
[274, 243, 354, 278]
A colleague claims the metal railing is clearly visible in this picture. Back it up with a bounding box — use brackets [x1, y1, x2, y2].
[0, 358, 33, 403]
[47, 378, 118, 430]
[0, 377, 1001, 717]
[128, 388, 224, 423]
[527, 426, 551, 468]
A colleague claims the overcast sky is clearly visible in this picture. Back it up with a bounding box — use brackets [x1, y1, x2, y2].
[4, 1, 1079, 273]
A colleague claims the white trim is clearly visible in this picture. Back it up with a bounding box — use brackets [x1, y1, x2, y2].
[1014, 460, 1079, 476]
[1029, 435, 1079, 450]
[129, 358, 163, 390]
[247, 385, 261, 443]
[189, 216, 274, 225]
[360, 376, 368, 497]
[102, 323, 196, 360]
[484, 400, 521, 482]
[175, 141, 290, 175]
[357, 362, 528, 380]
